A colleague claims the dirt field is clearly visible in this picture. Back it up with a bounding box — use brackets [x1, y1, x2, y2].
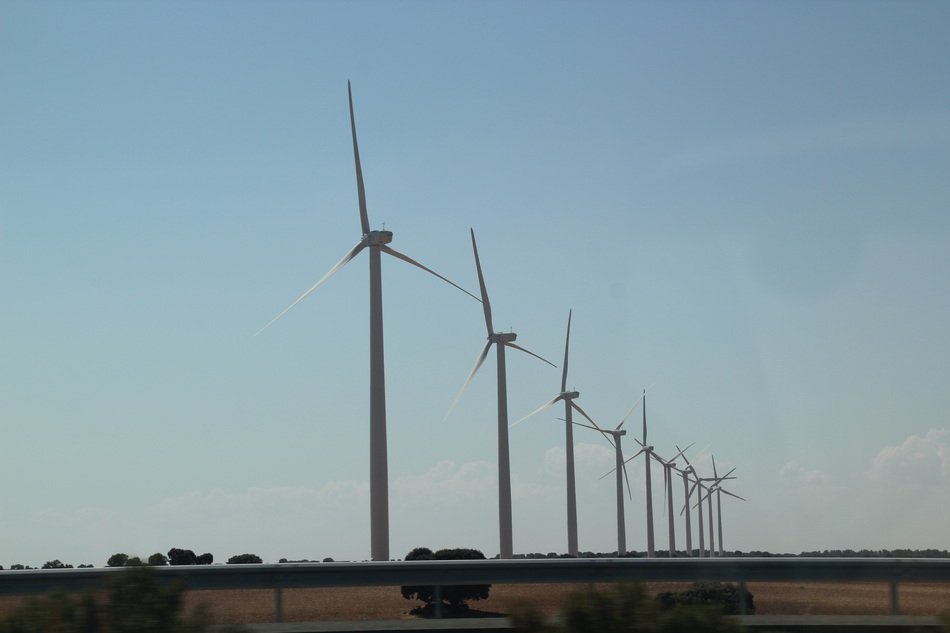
[175, 581, 950, 624]
[2, 581, 948, 625]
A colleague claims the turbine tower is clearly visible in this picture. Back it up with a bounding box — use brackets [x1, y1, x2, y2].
[674, 444, 695, 557]
[654, 443, 693, 557]
[709, 456, 744, 557]
[447, 229, 555, 559]
[514, 310, 600, 557]
[257, 83, 478, 561]
[586, 389, 649, 556]
[624, 389, 658, 557]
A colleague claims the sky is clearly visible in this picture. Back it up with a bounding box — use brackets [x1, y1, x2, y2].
[2, 1, 949, 567]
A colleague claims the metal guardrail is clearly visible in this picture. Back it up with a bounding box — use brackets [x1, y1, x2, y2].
[3, 558, 949, 622]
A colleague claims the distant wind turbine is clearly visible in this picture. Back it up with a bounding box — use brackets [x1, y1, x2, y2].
[513, 310, 599, 557]
[623, 389, 659, 558]
[674, 443, 696, 557]
[709, 456, 745, 557]
[589, 388, 652, 556]
[447, 228, 555, 559]
[654, 443, 693, 557]
[256, 83, 478, 562]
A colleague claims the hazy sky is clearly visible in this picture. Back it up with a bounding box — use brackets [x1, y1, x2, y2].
[2, 1, 949, 566]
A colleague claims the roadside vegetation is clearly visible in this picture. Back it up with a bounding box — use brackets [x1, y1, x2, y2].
[0, 566, 249, 633]
[512, 582, 746, 633]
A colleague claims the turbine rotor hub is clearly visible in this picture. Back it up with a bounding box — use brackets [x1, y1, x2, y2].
[364, 230, 393, 245]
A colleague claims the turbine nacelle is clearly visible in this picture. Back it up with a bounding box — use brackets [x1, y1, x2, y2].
[560, 390, 580, 400]
[492, 331, 518, 343]
[363, 230, 394, 246]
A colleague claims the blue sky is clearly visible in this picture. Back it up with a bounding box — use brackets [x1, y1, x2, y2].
[2, 1, 949, 565]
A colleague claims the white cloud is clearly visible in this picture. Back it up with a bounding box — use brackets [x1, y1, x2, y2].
[779, 460, 831, 485]
[392, 459, 494, 507]
[865, 428, 950, 483]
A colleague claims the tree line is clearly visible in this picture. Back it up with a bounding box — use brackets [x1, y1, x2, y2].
[3, 547, 948, 570]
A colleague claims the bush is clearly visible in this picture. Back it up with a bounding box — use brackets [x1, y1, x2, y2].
[0, 566, 251, 633]
[512, 582, 744, 633]
[655, 581, 754, 615]
[400, 547, 491, 610]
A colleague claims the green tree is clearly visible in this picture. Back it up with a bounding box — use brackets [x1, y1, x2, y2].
[167, 548, 197, 566]
[401, 547, 491, 610]
[226, 554, 262, 564]
[42, 560, 73, 569]
[107, 553, 129, 568]
[147, 553, 168, 566]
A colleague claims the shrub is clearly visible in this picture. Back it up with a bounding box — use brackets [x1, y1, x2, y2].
[512, 582, 744, 633]
[0, 566, 251, 633]
[400, 547, 491, 610]
[655, 581, 754, 615]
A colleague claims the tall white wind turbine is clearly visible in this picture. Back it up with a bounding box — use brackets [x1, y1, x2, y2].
[257, 83, 478, 562]
[674, 444, 695, 557]
[709, 456, 744, 557]
[585, 420, 632, 556]
[513, 310, 600, 557]
[689, 457, 736, 558]
[678, 449, 705, 557]
[588, 388, 651, 556]
[654, 443, 693, 557]
[447, 228, 555, 559]
[624, 389, 659, 558]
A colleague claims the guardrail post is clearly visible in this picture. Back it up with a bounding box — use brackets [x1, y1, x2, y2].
[738, 581, 748, 615]
[275, 586, 284, 622]
[433, 585, 443, 618]
[889, 580, 899, 615]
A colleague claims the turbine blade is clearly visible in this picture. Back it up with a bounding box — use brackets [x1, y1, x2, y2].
[348, 81, 370, 235]
[255, 242, 364, 336]
[621, 460, 632, 501]
[676, 443, 694, 468]
[560, 309, 572, 393]
[669, 442, 695, 465]
[642, 388, 647, 444]
[380, 245, 480, 302]
[443, 340, 493, 421]
[712, 455, 719, 480]
[721, 489, 746, 502]
[569, 402, 601, 431]
[469, 229, 493, 335]
[615, 383, 655, 430]
[512, 394, 561, 428]
[506, 341, 557, 368]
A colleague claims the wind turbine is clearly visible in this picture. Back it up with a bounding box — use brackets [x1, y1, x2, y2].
[623, 389, 658, 558]
[587, 388, 651, 556]
[709, 456, 745, 557]
[654, 443, 693, 557]
[447, 228, 555, 559]
[513, 310, 599, 557]
[674, 444, 695, 557]
[688, 456, 736, 558]
[256, 83, 478, 562]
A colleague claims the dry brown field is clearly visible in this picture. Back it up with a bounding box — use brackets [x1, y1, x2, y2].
[2, 581, 949, 625]
[164, 581, 950, 624]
